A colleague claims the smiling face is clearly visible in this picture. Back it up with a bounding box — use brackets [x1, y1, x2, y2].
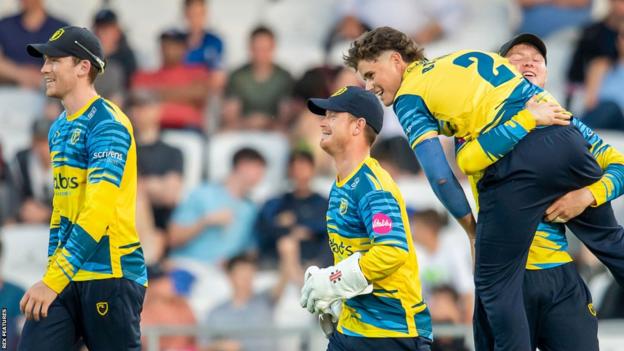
[318, 110, 365, 156]
[505, 43, 547, 88]
[41, 56, 88, 99]
[356, 51, 406, 106]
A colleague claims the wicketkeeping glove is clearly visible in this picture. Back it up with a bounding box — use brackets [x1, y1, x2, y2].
[300, 252, 372, 314]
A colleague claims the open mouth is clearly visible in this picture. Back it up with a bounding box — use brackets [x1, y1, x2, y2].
[522, 71, 536, 78]
[374, 89, 384, 99]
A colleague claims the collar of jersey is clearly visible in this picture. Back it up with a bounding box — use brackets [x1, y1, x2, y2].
[336, 156, 370, 188]
[402, 61, 421, 81]
[66, 95, 101, 121]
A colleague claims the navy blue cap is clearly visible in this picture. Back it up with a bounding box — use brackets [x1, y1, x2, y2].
[27, 26, 106, 73]
[93, 8, 118, 26]
[160, 28, 188, 42]
[499, 33, 547, 64]
[307, 86, 384, 134]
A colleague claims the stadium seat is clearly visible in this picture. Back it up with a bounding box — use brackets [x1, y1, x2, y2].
[161, 130, 206, 195]
[0, 88, 45, 161]
[206, 131, 289, 202]
[0, 224, 49, 289]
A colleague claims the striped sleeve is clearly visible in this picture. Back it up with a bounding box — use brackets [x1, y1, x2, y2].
[357, 191, 409, 282]
[42, 118, 131, 293]
[393, 94, 440, 149]
[455, 109, 536, 175]
[574, 119, 624, 206]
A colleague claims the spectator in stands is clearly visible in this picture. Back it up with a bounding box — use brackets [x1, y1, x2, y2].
[141, 265, 197, 350]
[325, 0, 465, 62]
[371, 135, 421, 179]
[131, 90, 184, 231]
[93, 8, 136, 87]
[0, 144, 15, 225]
[10, 118, 53, 224]
[291, 67, 362, 176]
[222, 26, 295, 131]
[256, 150, 329, 268]
[411, 209, 473, 324]
[91, 9, 136, 105]
[515, 0, 592, 38]
[567, 0, 624, 107]
[168, 147, 265, 265]
[132, 28, 211, 130]
[0, 240, 26, 351]
[183, 0, 226, 93]
[428, 286, 470, 351]
[582, 23, 624, 131]
[201, 253, 289, 351]
[0, 0, 67, 88]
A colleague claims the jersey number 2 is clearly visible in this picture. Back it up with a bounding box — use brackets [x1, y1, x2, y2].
[452, 52, 514, 88]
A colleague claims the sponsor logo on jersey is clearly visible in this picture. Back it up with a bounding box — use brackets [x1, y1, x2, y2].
[372, 213, 392, 234]
[329, 237, 354, 256]
[54, 174, 79, 189]
[92, 150, 123, 161]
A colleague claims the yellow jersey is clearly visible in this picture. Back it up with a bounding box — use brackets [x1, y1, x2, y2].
[327, 157, 432, 338]
[43, 96, 147, 293]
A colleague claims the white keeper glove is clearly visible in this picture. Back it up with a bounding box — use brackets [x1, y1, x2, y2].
[300, 252, 372, 314]
[318, 299, 343, 338]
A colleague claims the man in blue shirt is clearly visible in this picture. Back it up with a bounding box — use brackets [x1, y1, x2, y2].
[183, 0, 226, 92]
[0, 0, 67, 87]
[168, 147, 266, 264]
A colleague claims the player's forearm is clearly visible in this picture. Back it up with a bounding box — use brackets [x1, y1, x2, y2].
[415, 138, 472, 219]
[359, 245, 409, 282]
[457, 110, 535, 175]
[587, 164, 624, 206]
[43, 182, 120, 293]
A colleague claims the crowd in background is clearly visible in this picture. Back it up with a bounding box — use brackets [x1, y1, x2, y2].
[1, 0, 624, 350]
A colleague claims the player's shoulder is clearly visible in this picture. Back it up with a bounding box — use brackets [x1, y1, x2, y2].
[355, 158, 399, 197]
[86, 98, 132, 132]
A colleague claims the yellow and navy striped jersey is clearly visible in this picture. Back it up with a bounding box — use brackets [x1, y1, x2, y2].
[456, 118, 624, 269]
[43, 96, 147, 294]
[394, 50, 543, 156]
[327, 157, 431, 339]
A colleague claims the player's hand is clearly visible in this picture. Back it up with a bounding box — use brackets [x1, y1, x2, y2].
[20, 280, 58, 321]
[525, 95, 571, 127]
[545, 187, 596, 223]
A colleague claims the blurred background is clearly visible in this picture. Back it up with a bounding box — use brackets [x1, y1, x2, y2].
[1, 0, 624, 350]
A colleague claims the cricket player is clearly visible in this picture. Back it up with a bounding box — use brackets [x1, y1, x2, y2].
[300, 86, 432, 351]
[18, 26, 147, 350]
[343, 26, 624, 351]
[461, 33, 624, 351]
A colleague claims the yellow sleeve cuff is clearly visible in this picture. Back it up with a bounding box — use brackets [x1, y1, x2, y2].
[42, 266, 71, 294]
[586, 181, 607, 207]
[513, 109, 537, 131]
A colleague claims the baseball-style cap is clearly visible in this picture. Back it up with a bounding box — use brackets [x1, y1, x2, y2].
[498, 33, 547, 64]
[93, 8, 118, 27]
[307, 86, 384, 134]
[160, 28, 188, 42]
[26, 26, 106, 73]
